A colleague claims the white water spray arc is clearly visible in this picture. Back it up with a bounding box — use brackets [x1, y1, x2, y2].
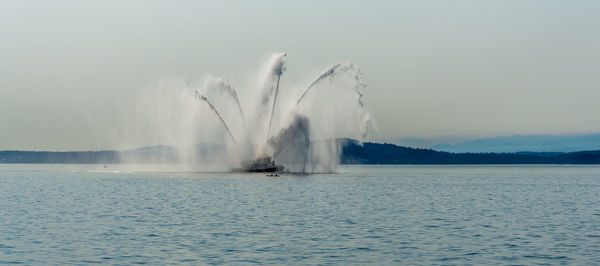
[137, 52, 372, 173]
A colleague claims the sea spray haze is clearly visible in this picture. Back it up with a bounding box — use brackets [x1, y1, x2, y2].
[120, 53, 373, 172]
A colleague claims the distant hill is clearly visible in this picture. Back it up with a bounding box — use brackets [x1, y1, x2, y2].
[0, 146, 176, 164]
[431, 134, 600, 153]
[2, 140, 600, 165]
[340, 140, 600, 164]
[0, 150, 121, 164]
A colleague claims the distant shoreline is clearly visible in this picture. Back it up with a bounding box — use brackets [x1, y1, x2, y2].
[2, 140, 600, 165]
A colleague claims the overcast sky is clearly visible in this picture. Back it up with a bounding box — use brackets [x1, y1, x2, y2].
[1, 0, 599, 150]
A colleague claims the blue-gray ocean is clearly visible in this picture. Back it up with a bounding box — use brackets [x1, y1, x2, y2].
[1, 164, 599, 264]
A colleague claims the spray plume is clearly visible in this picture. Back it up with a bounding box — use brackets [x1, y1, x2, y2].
[204, 78, 246, 128]
[129, 53, 371, 173]
[193, 90, 237, 145]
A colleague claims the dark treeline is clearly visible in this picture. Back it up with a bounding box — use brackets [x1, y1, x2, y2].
[340, 140, 600, 164]
[0, 150, 121, 164]
[0, 146, 178, 164]
[2, 140, 600, 164]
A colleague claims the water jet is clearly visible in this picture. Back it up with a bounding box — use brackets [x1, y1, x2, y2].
[143, 53, 371, 173]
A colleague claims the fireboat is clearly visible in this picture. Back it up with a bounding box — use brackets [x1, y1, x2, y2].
[235, 156, 284, 173]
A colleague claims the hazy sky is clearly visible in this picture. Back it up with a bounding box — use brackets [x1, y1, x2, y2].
[1, 0, 599, 150]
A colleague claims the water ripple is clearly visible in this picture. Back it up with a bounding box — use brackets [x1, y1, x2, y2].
[1, 165, 599, 264]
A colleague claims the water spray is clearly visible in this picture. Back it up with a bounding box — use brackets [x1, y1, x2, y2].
[296, 63, 355, 106]
[193, 90, 238, 145]
[266, 70, 282, 141]
[206, 78, 247, 129]
[148, 53, 370, 173]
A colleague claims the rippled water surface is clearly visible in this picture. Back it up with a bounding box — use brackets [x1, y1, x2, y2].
[1, 164, 600, 264]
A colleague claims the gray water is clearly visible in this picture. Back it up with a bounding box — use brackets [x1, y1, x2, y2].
[1, 165, 599, 264]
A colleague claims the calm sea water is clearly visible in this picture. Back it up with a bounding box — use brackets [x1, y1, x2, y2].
[1, 164, 599, 264]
